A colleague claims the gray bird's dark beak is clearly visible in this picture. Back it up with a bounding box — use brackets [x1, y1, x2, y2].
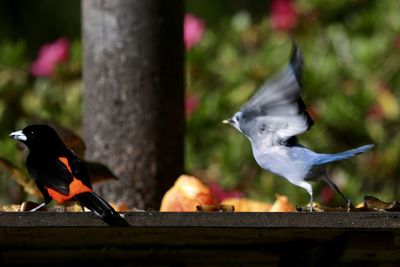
[9, 130, 27, 141]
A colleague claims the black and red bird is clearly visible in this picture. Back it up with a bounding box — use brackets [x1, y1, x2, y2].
[10, 124, 128, 226]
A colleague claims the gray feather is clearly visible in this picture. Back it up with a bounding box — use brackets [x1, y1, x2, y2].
[238, 42, 313, 145]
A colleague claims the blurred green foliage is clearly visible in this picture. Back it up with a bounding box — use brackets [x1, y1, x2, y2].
[0, 0, 399, 206]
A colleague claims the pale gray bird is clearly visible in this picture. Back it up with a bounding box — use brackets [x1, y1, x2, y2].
[223, 42, 373, 211]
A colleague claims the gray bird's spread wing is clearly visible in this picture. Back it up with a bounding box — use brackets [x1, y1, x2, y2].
[239, 42, 313, 146]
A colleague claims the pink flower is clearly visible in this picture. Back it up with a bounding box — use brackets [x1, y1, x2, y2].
[185, 93, 199, 117]
[269, 0, 298, 32]
[184, 14, 205, 50]
[209, 182, 244, 204]
[31, 38, 70, 77]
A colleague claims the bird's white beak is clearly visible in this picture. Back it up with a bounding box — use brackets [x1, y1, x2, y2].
[9, 130, 27, 141]
[222, 119, 232, 124]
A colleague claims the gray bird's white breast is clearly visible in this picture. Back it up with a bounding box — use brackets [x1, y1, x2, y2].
[251, 144, 317, 184]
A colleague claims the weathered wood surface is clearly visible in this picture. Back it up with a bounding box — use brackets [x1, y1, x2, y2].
[0, 212, 399, 266]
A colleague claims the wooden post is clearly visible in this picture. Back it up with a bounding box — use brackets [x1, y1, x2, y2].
[82, 0, 184, 209]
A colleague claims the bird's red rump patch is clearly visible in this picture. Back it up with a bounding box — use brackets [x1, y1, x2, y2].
[45, 157, 92, 203]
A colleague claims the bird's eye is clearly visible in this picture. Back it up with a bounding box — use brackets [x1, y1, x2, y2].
[235, 115, 240, 121]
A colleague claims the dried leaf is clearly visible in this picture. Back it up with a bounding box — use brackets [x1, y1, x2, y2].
[296, 205, 347, 212]
[221, 198, 272, 212]
[160, 175, 214, 211]
[363, 195, 400, 211]
[296, 196, 400, 212]
[51, 203, 83, 212]
[270, 194, 295, 212]
[0, 157, 41, 197]
[0, 204, 22, 212]
[196, 204, 234, 212]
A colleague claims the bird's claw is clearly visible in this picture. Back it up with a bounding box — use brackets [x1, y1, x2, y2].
[346, 199, 353, 212]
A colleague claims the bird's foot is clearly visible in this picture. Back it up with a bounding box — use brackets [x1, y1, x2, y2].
[346, 199, 353, 212]
[28, 202, 46, 212]
[309, 203, 314, 212]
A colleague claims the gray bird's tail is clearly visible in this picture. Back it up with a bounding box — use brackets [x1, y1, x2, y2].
[315, 144, 374, 165]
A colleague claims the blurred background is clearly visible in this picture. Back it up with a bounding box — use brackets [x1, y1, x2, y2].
[0, 0, 399, 207]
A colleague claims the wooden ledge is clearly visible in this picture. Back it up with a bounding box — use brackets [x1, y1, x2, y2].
[0, 211, 399, 228]
[1, 212, 399, 266]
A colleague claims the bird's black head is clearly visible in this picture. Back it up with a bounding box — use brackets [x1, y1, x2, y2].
[9, 124, 65, 151]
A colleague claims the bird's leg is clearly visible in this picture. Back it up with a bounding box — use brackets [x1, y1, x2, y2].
[29, 202, 47, 212]
[295, 181, 314, 212]
[346, 199, 352, 212]
[322, 172, 353, 212]
[28, 197, 52, 212]
[80, 204, 85, 212]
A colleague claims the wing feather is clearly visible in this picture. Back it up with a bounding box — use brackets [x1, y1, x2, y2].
[27, 154, 73, 195]
[26, 149, 92, 195]
[239, 42, 313, 145]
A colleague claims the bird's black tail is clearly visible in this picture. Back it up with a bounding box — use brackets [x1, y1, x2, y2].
[75, 191, 129, 227]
